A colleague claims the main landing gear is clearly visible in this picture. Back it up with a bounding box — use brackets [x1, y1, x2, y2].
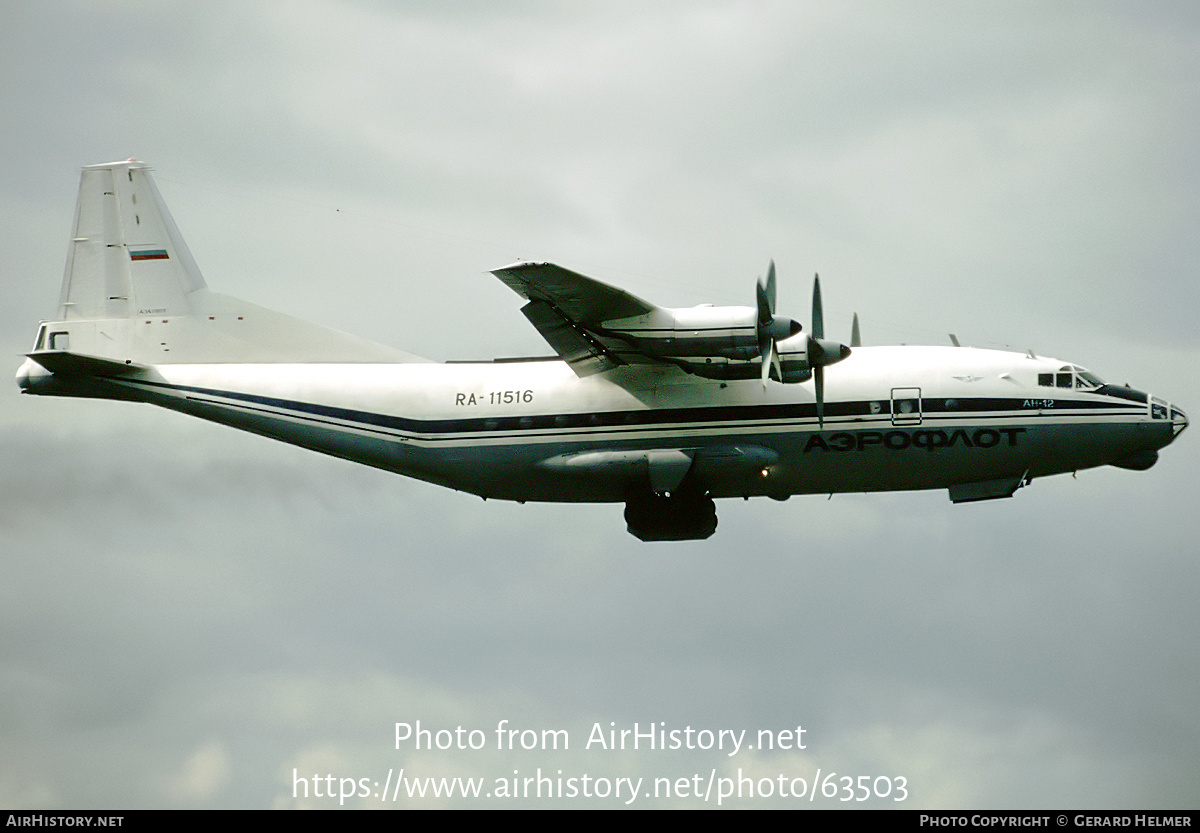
[623, 488, 717, 542]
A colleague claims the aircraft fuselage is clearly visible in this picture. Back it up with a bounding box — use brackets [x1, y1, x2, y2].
[16, 160, 1189, 540]
[18, 343, 1185, 506]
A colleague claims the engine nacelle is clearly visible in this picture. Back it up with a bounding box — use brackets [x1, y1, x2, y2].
[601, 305, 798, 361]
[594, 297, 839, 386]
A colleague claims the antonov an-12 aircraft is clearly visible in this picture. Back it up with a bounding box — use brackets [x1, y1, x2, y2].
[17, 161, 1189, 540]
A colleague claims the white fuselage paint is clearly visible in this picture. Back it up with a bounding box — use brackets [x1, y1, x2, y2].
[22, 344, 1182, 504]
[21, 161, 1187, 539]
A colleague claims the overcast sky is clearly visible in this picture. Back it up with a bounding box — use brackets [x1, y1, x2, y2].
[1, 1, 1197, 809]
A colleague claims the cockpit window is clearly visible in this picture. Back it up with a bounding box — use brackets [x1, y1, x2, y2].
[1038, 366, 1104, 390]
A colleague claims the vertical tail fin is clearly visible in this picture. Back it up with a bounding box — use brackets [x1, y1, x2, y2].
[22, 160, 423, 376]
[59, 160, 205, 320]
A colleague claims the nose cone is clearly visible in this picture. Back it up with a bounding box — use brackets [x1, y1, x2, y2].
[809, 337, 852, 367]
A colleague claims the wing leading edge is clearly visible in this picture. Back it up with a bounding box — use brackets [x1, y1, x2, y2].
[492, 262, 659, 376]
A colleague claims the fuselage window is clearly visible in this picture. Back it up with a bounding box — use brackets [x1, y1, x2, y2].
[890, 387, 922, 425]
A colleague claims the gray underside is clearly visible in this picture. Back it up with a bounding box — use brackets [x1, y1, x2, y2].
[139, 385, 1169, 504]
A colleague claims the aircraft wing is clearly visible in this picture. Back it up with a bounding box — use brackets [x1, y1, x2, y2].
[491, 262, 659, 376]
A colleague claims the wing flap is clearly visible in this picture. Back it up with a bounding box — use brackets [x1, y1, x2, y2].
[520, 301, 623, 376]
[493, 261, 660, 376]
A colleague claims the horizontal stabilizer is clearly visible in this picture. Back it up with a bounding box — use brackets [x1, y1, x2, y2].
[35, 161, 426, 366]
[27, 350, 148, 377]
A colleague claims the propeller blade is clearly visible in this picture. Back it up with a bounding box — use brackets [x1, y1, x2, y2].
[755, 260, 800, 387]
[814, 365, 825, 428]
[806, 273, 851, 426]
[765, 260, 776, 313]
[756, 260, 777, 326]
[851, 313, 861, 348]
[812, 273, 825, 424]
[811, 273, 824, 341]
[760, 337, 774, 389]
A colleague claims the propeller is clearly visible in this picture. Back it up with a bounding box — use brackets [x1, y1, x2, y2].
[754, 264, 851, 425]
[756, 260, 802, 388]
[807, 274, 853, 427]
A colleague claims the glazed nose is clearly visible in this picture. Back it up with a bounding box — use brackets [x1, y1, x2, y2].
[1172, 405, 1188, 437]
